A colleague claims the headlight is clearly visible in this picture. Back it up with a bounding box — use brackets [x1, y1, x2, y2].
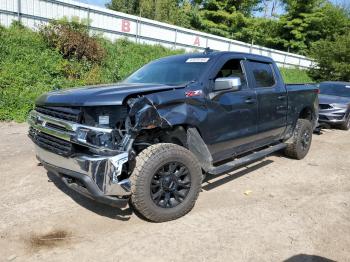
[75, 127, 115, 149]
[330, 103, 348, 109]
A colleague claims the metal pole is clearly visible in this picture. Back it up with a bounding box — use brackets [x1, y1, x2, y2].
[137, 10, 142, 44]
[174, 29, 177, 49]
[136, 17, 139, 43]
[17, 0, 21, 22]
[87, 8, 90, 31]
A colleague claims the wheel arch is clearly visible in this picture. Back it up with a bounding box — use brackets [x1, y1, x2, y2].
[299, 106, 314, 121]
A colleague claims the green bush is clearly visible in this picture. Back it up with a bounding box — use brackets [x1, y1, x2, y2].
[40, 17, 105, 63]
[308, 32, 350, 81]
[0, 21, 312, 122]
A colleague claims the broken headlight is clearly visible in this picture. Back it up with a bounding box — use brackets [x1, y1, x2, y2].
[75, 127, 116, 150]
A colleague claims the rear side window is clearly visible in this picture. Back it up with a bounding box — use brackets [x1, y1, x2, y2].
[249, 61, 276, 88]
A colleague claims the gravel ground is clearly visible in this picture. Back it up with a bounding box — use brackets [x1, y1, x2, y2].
[0, 122, 349, 262]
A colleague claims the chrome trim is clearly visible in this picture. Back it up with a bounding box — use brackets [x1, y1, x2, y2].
[35, 145, 131, 196]
[28, 110, 116, 151]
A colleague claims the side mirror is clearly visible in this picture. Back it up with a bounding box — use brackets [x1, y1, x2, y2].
[214, 77, 241, 92]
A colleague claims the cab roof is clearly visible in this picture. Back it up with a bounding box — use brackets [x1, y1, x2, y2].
[155, 51, 275, 64]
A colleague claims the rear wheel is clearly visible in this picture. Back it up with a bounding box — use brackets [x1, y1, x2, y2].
[130, 143, 202, 222]
[284, 119, 313, 160]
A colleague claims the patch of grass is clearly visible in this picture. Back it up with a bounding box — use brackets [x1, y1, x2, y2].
[280, 67, 313, 84]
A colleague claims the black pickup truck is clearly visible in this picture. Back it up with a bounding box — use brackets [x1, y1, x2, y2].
[28, 51, 319, 222]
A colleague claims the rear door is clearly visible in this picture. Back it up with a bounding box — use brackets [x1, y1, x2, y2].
[246, 60, 288, 145]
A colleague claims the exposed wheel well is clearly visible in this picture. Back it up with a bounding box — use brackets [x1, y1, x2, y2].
[299, 107, 313, 121]
[133, 125, 188, 153]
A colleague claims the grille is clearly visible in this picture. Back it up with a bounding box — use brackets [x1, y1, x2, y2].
[35, 106, 81, 122]
[319, 104, 333, 110]
[29, 127, 73, 156]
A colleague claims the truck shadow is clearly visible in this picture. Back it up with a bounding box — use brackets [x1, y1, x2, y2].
[202, 159, 274, 191]
[46, 159, 274, 221]
[46, 171, 133, 221]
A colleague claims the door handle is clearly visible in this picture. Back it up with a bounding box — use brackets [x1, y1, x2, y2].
[245, 98, 256, 104]
[278, 95, 286, 100]
[276, 105, 287, 110]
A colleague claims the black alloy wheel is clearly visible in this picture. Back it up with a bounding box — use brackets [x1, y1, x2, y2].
[151, 162, 191, 208]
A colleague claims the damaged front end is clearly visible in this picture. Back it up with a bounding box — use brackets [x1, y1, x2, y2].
[27, 95, 174, 207]
[28, 107, 136, 207]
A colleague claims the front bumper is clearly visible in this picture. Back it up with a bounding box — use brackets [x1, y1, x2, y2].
[319, 108, 348, 124]
[35, 145, 131, 207]
[28, 109, 132, 207]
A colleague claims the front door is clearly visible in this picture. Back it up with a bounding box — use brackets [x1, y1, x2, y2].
[205, 59, 258, 162]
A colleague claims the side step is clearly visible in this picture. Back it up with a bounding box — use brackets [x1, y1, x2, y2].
[208, 143, 287, 175]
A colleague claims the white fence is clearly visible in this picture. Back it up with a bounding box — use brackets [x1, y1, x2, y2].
[0, 0, 314, 69]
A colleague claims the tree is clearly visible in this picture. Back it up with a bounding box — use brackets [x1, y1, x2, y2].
[227, 0, 264, 16]
[309, 32, 350, 81]
[106, 0, 139, 15]
[232, 16, 284, 49]
[107, 0, 191, 26]
[188, 0, 263, 37]
[278, 0, 350, 54]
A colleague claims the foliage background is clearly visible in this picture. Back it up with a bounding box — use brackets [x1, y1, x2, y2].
[107, 0, 350, 55]
[107, 0, 350, 81]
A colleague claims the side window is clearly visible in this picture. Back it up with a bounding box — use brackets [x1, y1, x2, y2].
[249, 61, 276, 88]
[215, 59, 247, 89]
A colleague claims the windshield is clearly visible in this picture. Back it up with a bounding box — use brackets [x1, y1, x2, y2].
[124, 58, 210, 86]
[319, 83, 350, 97]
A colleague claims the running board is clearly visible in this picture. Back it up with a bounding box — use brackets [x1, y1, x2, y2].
[208, 143, 287, 175]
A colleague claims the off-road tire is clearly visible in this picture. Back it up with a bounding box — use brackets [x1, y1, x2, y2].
[284, 119, 313, 160]
[130, 143, 202, 222]
[339, 114, 350, 131]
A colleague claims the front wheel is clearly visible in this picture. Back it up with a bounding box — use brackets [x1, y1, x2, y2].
[130, 143, 202, 222]
[339, 115, 350, 130]
[284, 119, 313, 160]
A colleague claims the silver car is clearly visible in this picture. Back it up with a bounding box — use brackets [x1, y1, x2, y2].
[318, 81, 350, 130]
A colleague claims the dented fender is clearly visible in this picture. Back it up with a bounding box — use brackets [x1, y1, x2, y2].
[126, 89, 209, 133]
[126, 92, 214, 170]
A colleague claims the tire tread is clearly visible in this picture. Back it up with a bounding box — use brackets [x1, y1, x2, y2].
[284, 119, 312, 160]
[130, 143, 201, 222]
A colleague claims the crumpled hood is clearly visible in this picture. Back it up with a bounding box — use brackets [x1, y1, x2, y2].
[319, 94, 350, 105]
[35, 83, 184, 107]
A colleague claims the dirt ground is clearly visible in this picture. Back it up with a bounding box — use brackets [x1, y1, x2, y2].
[0, 122, 349, 262]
